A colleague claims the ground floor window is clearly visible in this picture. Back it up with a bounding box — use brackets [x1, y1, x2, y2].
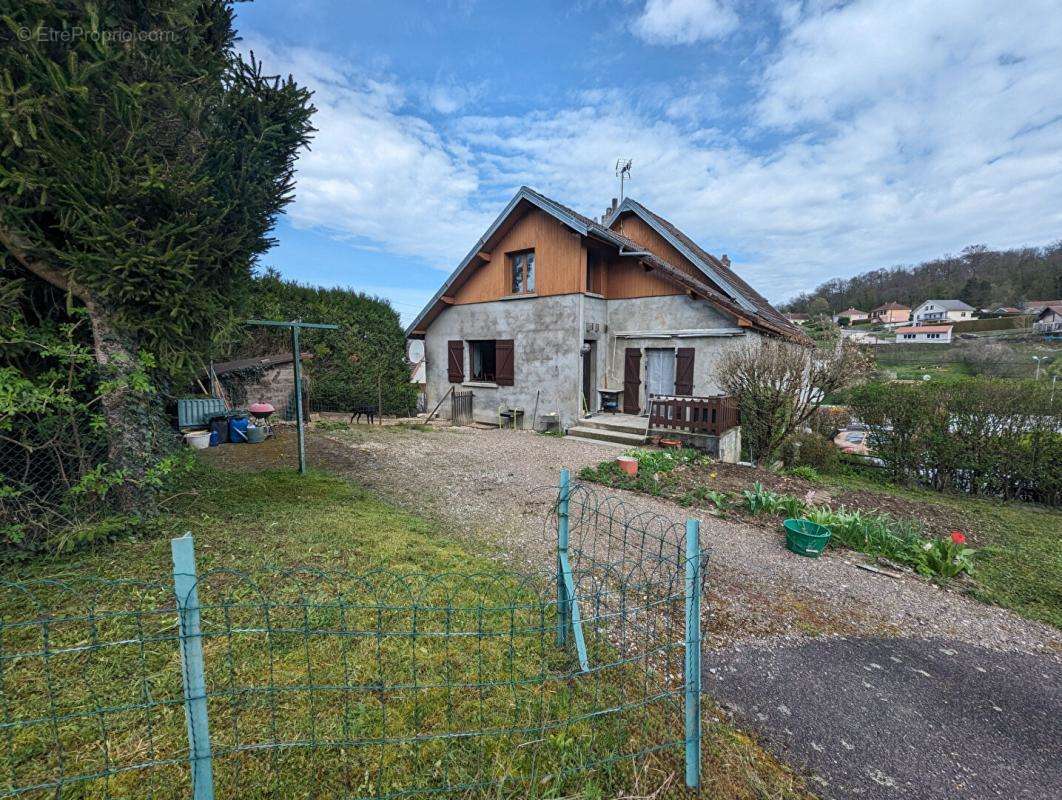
[469, 340, 496, 382]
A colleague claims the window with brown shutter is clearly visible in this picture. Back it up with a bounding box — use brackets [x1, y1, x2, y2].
[675, 348, 695, 395]
[495, 339, 515, 386]
[447, 340, 464, 383]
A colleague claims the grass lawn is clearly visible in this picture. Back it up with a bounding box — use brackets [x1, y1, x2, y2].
[822, 472, 1062, 629]
[0, 462, 813, 799]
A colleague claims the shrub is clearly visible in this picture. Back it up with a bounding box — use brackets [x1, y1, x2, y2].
[786, 432, 841, 474]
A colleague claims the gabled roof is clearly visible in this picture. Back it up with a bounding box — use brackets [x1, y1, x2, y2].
[837, 307, 867, 315]
[873, 302, 910, 311]
[406, 186, 804, 342]
[896, 325, 952, 334]
[1036, 304, 1062, 318]
[917, 299, 974, 311]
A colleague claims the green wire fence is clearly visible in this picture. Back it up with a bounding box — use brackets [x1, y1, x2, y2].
[0, 471, 707, 798]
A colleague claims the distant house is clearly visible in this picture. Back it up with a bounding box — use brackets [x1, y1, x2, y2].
[1033, 304, 1062, 334]
[833, 307, 869, 324]
[993, 306, 1022, 315]
[870, 302, 911, 324]
[1025, 300, 1062, 315]
[785, 313, 810, 326]
[895, 324, 953, 344]
[913, 299, 974, 324]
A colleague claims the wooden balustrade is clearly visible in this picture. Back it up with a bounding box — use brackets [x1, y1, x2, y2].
[648, 395, 739, 436]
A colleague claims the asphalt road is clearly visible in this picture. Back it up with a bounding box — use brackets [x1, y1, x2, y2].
[703, 637, 1062, 799]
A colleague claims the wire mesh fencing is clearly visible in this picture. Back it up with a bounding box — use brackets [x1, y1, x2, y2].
[0, 471, 707, 798]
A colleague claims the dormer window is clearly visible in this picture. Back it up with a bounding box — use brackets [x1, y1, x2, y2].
[509, 250, 535, 294]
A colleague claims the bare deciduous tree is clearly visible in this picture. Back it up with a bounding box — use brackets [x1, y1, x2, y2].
[718, 338, 873, 466]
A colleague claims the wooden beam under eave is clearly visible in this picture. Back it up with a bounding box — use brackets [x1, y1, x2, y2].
[736, 317, 753, 327]
[476, 250, 491, 262]
[440, 296, 455, 305]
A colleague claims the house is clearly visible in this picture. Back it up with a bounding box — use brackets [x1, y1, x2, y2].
[894, 324, 953, 344]
[870, 302, 911, 324]
[785, 313, 810, 326]
[1033, 304, 1062, 334]
[1024, 300, 1062, 315]
[406, 186, 804, 432]
[993, 306, 1022, 315]
[833, 307, 869, 324]
[913, 299, 974, 324]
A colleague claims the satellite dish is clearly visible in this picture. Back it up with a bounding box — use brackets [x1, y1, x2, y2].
[407, 339, 424, 362]
[922, 374, 931, 381]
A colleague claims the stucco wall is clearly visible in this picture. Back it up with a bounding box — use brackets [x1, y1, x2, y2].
[424, 294, 583, 428]
[601, 294, 757, 404]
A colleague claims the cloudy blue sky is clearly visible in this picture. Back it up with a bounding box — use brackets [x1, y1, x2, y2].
[234, 0, 1062, 324]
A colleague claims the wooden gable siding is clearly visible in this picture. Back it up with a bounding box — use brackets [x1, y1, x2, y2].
[606, 214, 703, 299]
[453, 208, 585, 304]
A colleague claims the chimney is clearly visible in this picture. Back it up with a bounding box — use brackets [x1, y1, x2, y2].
[611, 197, 618, 212]
[721, 254, 731, 268]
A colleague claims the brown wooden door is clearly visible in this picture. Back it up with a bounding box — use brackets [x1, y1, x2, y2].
[623, 348, 641, 414]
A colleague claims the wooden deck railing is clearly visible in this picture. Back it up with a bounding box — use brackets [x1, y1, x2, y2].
[648, 395, 739, 436]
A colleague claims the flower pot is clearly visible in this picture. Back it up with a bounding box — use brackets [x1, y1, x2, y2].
[660, 438, 682, 449]
[184, 431, 211, 450]
[783, 518, 831, 558]
[616, 456, 638, 476]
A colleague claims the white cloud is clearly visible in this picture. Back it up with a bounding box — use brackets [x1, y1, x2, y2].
[631, 0, 740, 45]
[241, 38, 494, 270]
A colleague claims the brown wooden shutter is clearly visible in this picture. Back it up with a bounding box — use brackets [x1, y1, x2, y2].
[675, 348, 695, 395]
[623, 348, 641, 414]
[495, 339, 515, 386]
[447, 340, 464, 383]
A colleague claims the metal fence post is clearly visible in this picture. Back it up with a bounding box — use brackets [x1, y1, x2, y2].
[556, 468, 570, 646]
[291, 323, 306, 475]
[684, 518, 702, 790]
[171, 534, 215, 800]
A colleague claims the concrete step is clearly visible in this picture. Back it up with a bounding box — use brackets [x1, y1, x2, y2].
[565, 425, 647, 446]
[577, 416, 649, 435]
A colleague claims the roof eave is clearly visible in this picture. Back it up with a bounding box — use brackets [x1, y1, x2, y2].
[612, 198, 758, 314]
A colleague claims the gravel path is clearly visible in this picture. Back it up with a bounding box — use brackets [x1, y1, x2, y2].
[307, 425, 1061, 657]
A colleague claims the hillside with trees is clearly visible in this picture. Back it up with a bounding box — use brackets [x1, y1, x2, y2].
[783, 243, 1062, 315]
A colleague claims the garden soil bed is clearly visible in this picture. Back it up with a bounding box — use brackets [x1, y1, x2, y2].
[666, 461, 977, 541]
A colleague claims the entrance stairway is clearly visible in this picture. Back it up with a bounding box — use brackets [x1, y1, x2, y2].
[565, 413, 649, 447]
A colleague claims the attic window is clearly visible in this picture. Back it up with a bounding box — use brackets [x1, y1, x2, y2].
[509, 250, 535, 294]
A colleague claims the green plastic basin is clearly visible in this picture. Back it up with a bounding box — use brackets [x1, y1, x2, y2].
[783, 518, 831, 558]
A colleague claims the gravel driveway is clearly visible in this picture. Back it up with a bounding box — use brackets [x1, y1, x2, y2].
[293, 424, 1060, 798]
[307, 425, 1060, 656]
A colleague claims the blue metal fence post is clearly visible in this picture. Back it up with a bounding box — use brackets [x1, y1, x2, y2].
[684, 518, 702, 789]
[556, 468, 571, 646]
[171, 534, 215, 800]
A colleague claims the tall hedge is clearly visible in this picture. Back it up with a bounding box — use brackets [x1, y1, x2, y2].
[234, 270, 416, 415]
[848, 378, 1060, 504]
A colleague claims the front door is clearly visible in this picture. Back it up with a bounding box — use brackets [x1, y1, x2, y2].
[622, 348, 641, 414]
[645, 348, 676, 408]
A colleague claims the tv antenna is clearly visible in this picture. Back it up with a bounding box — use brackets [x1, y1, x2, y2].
[615, 158, 632, 201]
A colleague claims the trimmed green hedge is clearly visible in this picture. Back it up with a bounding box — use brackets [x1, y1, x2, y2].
[848, 378, 1060, 505]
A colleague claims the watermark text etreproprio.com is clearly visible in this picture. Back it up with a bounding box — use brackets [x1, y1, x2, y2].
[17, 26, 179, 44]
